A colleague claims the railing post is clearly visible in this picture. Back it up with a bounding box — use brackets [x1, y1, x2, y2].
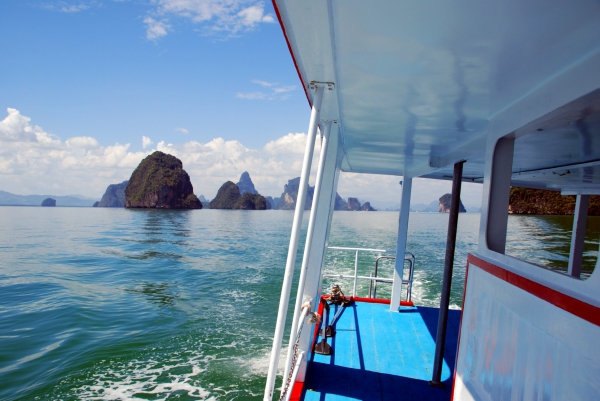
[282, 120, 332, 383]
[264, 84, 325, 401]
[353, 250, 359, 296]
[390, 177, 412, 310]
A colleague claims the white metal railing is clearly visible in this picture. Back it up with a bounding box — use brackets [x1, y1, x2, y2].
[323, 247, 415, 302]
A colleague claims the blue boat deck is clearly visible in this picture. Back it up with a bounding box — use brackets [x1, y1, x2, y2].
[301, 301, 461, 401]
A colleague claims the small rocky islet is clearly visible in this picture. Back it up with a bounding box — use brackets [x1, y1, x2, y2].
[208, 181, 269, 210]
[124, 151, 202, 209]
[41, 198, 56, 207]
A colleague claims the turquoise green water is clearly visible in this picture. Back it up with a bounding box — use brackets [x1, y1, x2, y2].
[0, 208, 597, 400]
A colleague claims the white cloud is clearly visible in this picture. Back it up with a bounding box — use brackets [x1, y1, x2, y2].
[175, 127, 189, 134]
[41, 1, 95, 13]
[142, 136, 154, 149]
[144, 17, 171, 40]
[147, 0, 275, 39]
[236, 79, 296, 101]
[0, 108, 481, 206]
[66, 136, 99, 149]
[0, 108, 148, 197]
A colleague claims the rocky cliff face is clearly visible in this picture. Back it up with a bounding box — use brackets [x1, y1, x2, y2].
[236, 172, 258, 195]
[210, 181, 268, 210]
[347, 197, 361, 211]
[275, 177, 372, 211]
[509, 187, 600, 215]
[334, 194, 348, 210]
[235, 193, 269, 210]
[361, 201, 375, 211]
[125, 151, 202, 209]
[265, 196, 279, 210]
[97, 181, 128, 207]
[278, 177, 314, 210]
[438, 193, 466, 213]
[41, 198, 56, 207]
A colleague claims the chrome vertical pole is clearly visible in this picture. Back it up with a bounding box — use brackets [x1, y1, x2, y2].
[282, 120, 332, 384]
[431, 161, 464, 386]
[264, 84, 325, 401]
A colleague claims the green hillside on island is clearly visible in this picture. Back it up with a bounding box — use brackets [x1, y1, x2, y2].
[509, 187, 600, 215]
[125, 151, 202, 209]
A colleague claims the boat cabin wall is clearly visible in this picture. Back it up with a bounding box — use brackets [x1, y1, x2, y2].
[458, 53, 600, 400]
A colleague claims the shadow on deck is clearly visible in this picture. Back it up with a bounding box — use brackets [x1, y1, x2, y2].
[301, 302, 461, 401]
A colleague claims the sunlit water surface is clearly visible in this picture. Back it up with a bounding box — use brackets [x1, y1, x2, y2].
[0, 208, 597, 400]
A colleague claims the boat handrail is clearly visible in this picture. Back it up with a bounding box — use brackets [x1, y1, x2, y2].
[324, 247, 415, 301]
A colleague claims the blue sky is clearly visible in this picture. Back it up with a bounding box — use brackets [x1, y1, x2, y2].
[0, 0, 482, 209]
[1, 0, 307, 149]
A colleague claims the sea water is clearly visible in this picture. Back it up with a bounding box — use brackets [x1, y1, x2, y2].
[0, 208, 598, 400]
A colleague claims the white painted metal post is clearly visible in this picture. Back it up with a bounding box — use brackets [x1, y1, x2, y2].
[294, 126, 343, 383]
[282, 121, 332, 383]
[264, 85, 325, 401]
[568, 194, 590, 278]
[353, 250, 359, 296]
[390, 177, 413, 311]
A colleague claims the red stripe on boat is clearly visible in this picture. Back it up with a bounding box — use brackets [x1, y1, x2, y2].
[289, 381, 304, 401]
[468, 254, 600, 326]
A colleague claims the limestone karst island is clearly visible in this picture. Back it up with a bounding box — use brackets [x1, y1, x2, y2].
[124, 151, 202, 209]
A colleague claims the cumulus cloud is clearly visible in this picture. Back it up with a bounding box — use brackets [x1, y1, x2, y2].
[144, 17, 171, 40]
[146, 0, 275, 39]
[236, 79, 296, 101]
[0, 108, 481, 206]
[0, 108, 321, 199]
[0, 108, 149, 197]
[142, 136, 154, 149]
[175, 127, 189, 134]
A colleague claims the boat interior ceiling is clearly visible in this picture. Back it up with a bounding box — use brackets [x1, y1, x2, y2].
[276, 0, 600, 192]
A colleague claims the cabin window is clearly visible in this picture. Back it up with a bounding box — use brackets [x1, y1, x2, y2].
[486, 135, 599, 279]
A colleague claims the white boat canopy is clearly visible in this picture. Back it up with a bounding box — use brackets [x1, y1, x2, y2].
[274, 0, 600, 192]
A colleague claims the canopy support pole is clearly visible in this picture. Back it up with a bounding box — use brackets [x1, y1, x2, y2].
[390, 177, 412, 311]
[568, 194, 590, 278]
[431, 161, 464, 386]
[264, 84, 325, 401]
[282, 120, 332, 383]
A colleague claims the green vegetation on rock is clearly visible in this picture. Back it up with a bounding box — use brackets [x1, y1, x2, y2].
[209, 181, 269, 210]
[234, 193, 269, 210]
[125, 151, 202, 209]
[209, 181, 241, 209]
[509, 187, 600, 215]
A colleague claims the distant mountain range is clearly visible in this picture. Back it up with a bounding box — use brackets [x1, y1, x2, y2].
[0, 190, 96, 207]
